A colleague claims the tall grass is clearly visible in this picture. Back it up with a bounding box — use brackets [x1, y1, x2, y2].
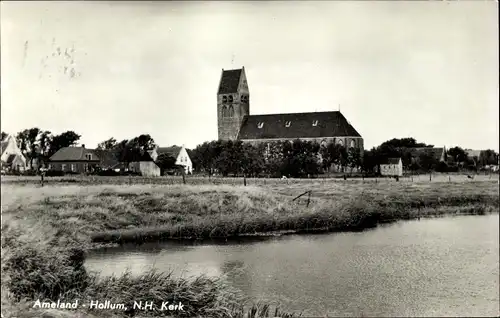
[1, 179, 498, 317]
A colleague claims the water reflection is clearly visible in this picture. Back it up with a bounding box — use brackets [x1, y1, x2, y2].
[85, 214, 500, 317]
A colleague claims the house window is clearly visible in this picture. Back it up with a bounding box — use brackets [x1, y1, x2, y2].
[337, 139, 344, 146]
[312, 120, 318, 126]
[285, 121, 291, 127]
[84, 163, 88, 172]
[86, 154, 92, 160]
[48, 164, 52, 170]
[350, 140, 355, 148]
[257, 122, 264, 129]
[71, 164, 76, 172]
[321, 140, 327, 148]
[62, 164, 66, 171]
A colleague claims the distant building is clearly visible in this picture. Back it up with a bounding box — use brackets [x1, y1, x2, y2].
[49, 145, 100, 173]
[409, 147, 447, 163]
[150, 145, 193, 174]
[216, 67, 364, 154]
[379, 157, 403, 177]
[1, 134, 27, 172]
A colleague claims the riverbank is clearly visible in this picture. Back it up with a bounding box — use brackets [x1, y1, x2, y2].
[1, 180, 498, 317]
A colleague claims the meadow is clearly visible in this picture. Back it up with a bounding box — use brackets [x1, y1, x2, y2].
[1, 175, 498, 317]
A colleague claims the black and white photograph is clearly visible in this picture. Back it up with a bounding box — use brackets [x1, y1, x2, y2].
[1, 1, 498, 317]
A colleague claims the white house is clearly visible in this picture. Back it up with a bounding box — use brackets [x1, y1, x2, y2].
[379, 157, 403, 177]
[1, 134, 27, 172]
[150, 145, 193, 174]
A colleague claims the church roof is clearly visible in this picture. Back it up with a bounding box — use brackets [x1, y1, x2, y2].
[237, 111, 361, 140]
[218, 68, 242, 94]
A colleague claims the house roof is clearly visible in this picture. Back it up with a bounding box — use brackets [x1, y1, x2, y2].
[93, 149, 121, 168]
[50, 147, 100, 161]
[6, 154, 16, 164]
[0, 141, 7, 156]
[157, 146, 182, 159]
[380, 157, 401, 165]
[465, 149, 481, 158]
[408, 147, 445, 159]
[237, 111, 362, 140]
[218, 68, 242, 94]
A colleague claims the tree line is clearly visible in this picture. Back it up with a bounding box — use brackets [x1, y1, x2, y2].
[3, 129, 498, 176]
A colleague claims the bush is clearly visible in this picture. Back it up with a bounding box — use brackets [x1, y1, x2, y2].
[97, 169, 120, 176]
[45, 170, 65, 177]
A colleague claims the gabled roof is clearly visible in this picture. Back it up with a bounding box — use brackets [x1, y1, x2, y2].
[6, 154, 17, 164]
[237, 111, 361, 140]
[408, 147, 445, 160]
[380, 157, 401, 165]
[157, 146, 182, 159]
[218, 68, 242, 94]
[0, 141, 8, 155]
[93, 149, 121, 168]
[50, 147, 100, 161]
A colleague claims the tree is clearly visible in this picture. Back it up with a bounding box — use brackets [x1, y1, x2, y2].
[418, 152, 437, 172]
[479, 149, 498, 167]
[155, 153, 177, 175]
[447, 146, 468, 166]
[97, 137, 117, 150]
[48, 131, 81, 157]
[361, 148, 378, 174]
[15, 130, 29, 159]
[26, 128, 41, 169]
[38, 131, 52, 165]
[347, 147, 362, 174]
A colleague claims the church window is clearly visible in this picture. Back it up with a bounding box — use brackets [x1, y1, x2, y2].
[222, 106, 227, 117]
[285, 121, 291, 127]
[350, 140, 355, 148]
[228, 106, 234, 117]
[257, 122, 264, 129]
[312, 120, 318, 126]
[228, 95, 233, 103]
[222, 96, 227, 103]
[321, 140, 327, 147]
[337, 139, 343, 146]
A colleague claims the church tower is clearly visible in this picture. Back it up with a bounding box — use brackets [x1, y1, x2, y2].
[217, 67, 250, 141]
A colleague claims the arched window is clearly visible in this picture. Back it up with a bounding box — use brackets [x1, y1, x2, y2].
[321, 140, 327, 148]
[228, 105, 234, 117]
[222, 106, 227, 117]
[228, 95, 233, 103]
[222, 96, 227, 103]
[337, 139, 344, 146]
[350, 140, 355, 148]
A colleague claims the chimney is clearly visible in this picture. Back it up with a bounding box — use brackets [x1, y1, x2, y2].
[82, 144, 85, 148]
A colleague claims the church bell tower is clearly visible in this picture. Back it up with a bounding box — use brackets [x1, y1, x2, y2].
[217, 67, 250, 141]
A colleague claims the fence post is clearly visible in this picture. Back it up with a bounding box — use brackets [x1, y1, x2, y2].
[306, 191, 311, 207]
[244, 175, 247, 186]
[429, 172, 432, 182]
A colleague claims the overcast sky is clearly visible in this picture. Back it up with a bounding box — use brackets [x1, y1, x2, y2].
[1, 1, 498, 151]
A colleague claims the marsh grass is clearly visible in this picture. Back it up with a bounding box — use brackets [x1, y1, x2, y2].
[1, 179, 498, 317]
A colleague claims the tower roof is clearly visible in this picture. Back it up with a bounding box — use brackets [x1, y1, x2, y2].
[218, 68, 243, 94]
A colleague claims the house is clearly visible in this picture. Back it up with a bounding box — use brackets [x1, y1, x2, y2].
[151, 145, 193, 174]
[1, 134, 27, 172]
[464, 149, 482, 164]
[379, 157, 403, 177]
[217, 67, 364, 153]
[125, 150, 161, 177]
[49, 145, 100, 173]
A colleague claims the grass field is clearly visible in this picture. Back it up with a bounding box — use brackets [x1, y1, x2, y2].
[1, 176, 498, 317]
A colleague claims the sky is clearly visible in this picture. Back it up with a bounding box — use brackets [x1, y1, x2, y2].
[1, 1, 498, 151]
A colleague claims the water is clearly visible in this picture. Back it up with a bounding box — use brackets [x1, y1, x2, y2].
[85, 214, 500, 317]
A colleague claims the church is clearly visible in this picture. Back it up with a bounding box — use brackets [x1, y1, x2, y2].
[217, 67, 363, 152]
